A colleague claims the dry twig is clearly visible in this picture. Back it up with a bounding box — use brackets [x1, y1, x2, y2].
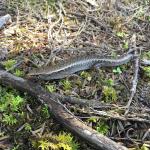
[125, 34, 140, 115]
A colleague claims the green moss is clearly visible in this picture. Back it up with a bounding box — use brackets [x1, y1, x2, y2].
[142, 51, 150, 59]
[24, 123, 32, 132]
[116, 32, 127, 38]
[46, 84, 56, 93]
[32, 132, 79, 150]
[2, 60, 24, 77]
[0, 86, 26, 127]
[0, 93, 24, 112]
[123, 41, 129, 49]
[102, 86, 117, 102]
[96, 121, 109, 135]
[142, 66, 150, 78]
[80, 71, 92, 81]
[87, 117, 97, 123]
[113, 67, 122, 74]
[104, 79, 115, 86]
[140, 144, 150, 150]
[142, 53, 150, 78]
[61, 80, 72, 91]
[41, 104, 51, 119]
[14, 69, 24, 77]
[2, 59, 16, 70]
[2, 114, 17, 125]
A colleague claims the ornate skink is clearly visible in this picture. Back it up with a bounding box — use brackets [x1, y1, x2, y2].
[28, 53, 134, 80]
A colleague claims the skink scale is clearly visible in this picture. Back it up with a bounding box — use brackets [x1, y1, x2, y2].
[28, 53, 134, 80]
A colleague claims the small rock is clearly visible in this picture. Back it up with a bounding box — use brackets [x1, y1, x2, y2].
[0, 47, 8, 60]
[0, 14, 12, 29]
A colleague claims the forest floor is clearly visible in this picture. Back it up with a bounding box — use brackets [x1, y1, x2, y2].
[0, 0, 150, 150]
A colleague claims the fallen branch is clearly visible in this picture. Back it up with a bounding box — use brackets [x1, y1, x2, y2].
[89, 108, 150, 124]
[57, 92, 150, 113]
[53, 93, 107, 107]
[0, 70, 128, 150]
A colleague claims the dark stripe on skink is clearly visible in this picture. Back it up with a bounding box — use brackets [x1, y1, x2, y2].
[28, 53, 134, 80]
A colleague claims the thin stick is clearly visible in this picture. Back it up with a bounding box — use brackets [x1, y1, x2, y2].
[125, 34, 139, 115]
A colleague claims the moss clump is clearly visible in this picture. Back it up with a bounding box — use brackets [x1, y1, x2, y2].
[32, 132, 79, 150]
[61, 80, 72, 91]
[2, 59, 16, 70]
[46, 84, 56, 93]
[0, 87, 25, 126]
[142, 66, 150, 78]
[102, 86, 117, 102]
[96, 121, 109, 135]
